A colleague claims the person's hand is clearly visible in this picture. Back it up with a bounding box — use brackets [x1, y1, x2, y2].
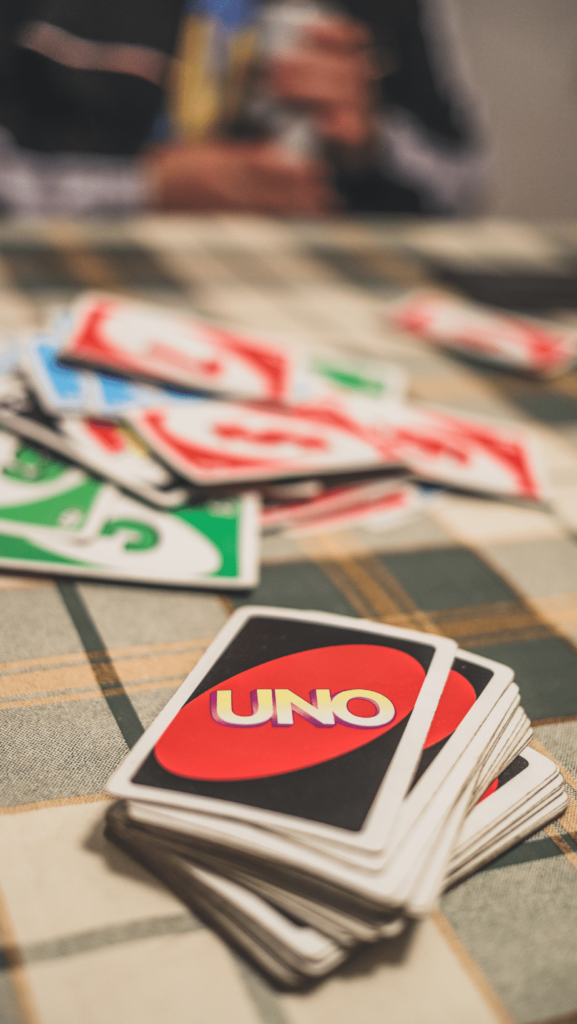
[266, 19, 377, 147]
[144, 140, 335, 214]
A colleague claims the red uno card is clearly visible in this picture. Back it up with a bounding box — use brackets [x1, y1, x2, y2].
[62, 293, 295, 402]
[261, 480, 426, 536]
[382, 404, 546, 501]
[386, 290, 577, 378]
[125, 401, 399, 486]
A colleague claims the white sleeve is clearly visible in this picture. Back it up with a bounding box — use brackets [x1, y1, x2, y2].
[0, 128, 151, 216]
[377, 0, 490, 214]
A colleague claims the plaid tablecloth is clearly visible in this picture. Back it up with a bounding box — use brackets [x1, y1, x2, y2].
[1, 214, 577, 1024]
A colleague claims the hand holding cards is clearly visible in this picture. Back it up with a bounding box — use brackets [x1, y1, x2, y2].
[106, 607, 566, 986]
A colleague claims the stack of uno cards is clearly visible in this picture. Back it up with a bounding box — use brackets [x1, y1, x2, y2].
[105, 607, 566, 987]
[0, 289, 554, 588]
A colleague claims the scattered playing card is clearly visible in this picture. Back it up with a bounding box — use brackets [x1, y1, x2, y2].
[290, 354, 406, 407]
[381, 404, 546, 502]
[60, 292, 407, 407]
[61, 292, 298, 401]
[57, 416, 191, 509]
[261, 480, 431, 536]
[0, 405, 191, 509]
[385, 289, 577, 377]
[0, 433, 260, 588]
[125, 400, 400, 486]
[0, 430, 116, 540]
[22, 320, 194, 418]
[125, 392, 546, 501]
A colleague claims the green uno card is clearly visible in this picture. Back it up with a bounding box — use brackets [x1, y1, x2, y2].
[0, 432, 259, 589]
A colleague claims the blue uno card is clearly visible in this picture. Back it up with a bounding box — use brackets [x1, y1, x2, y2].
[24, 316, 197, 418]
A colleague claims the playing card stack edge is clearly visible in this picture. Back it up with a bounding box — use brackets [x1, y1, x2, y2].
[105, 606, 566, 987]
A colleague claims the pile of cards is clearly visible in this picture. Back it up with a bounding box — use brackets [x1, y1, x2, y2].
[384, 289, 577, 377]
[105, 607, 566, 987]
[0, 290, 550, 589]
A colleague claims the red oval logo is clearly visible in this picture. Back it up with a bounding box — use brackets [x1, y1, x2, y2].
[154, 645, 476, 782]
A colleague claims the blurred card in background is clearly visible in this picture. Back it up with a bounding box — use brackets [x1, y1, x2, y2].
[0, 432, 259, 588]
[261, 479, 432, 536]
[60, 293, 406, 406]
[22, 321, 193, 417]
[385, 289, 577, 377]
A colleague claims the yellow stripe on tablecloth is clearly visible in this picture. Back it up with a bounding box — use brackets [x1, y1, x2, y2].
[531, 713, 577, 727]
[0, 638, 211, 702]
[543, 826, 577, 874]
[0, 676, 183, 712]
[556, 794, 577, 842]
[0, 792, 112, 816]
[529, 737, 577, 872]
[298, 531, 437, 631]
[528, 593, 577, 641]
[0, 575, 51, 590]
[0, 637, 212, 675]
[432, 911, 516, 1024]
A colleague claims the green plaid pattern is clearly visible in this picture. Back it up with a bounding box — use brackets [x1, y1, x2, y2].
[1, 215, 577, 1024]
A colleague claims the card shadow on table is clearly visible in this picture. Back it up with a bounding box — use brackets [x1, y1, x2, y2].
[83, 806, 419, 988]
[330, 921, 417, 977]
[83, 804, 171, 895]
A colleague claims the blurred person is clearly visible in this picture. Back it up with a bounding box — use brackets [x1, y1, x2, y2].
[0, 0, 487, 217]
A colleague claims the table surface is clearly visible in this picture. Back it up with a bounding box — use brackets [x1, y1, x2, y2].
[1, 214, 577, 1024]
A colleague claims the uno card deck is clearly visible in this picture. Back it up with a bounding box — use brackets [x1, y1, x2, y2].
[105, 608, 546, 925]
[0, 434, 260, 589]
[108, 606, 457, 854]
[103, 607, 562, 958]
